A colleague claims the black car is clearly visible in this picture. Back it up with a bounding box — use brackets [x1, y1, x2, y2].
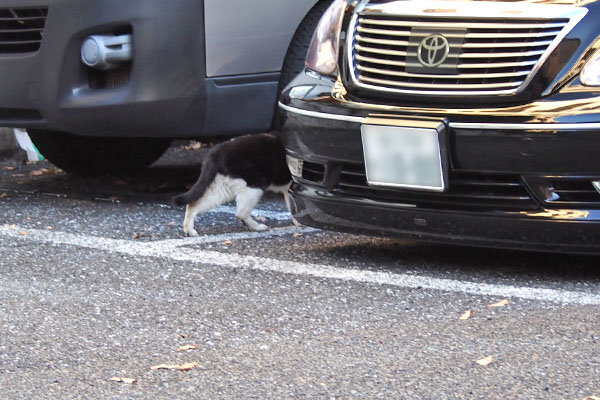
[279, 0, 600, 254]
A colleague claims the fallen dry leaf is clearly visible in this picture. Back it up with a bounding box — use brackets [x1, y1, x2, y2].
[0, 193, 7, 198]
[109, 377, 137, 384]
[184, 141, 204, 150]
[133, 232, 151, 240]
[18, 231, 28, 236]
[476, 356, 494, 366]
[181, 334, 189, 338]
[29, 168, 50, 176]
[459, 310, 473, 320]
[150, 362, 200, 371]
[221, 240, 232, 245]
[583, 396, 600, 400]
[45, 226, 53, 230]
[177, 345, 198, 352]
[7, 224, 16, 228]
[487, 299, 510, 308]
[3, 166, 16, 171]
[293, 232, 304, 238]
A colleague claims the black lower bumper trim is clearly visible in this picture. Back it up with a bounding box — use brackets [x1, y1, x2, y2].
[289, 186, 600, 254]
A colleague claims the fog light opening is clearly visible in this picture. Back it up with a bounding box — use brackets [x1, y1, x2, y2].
[286, 155, 303, 179]
[592, 181, 600, 195]
[81, 33, 132, 70]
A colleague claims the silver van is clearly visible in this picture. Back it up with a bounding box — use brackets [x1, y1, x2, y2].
[0, 0, 326, 174]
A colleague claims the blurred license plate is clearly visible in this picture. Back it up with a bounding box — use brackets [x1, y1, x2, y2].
[361, 124, 445, 191]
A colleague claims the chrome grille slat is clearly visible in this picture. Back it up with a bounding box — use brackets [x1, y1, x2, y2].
[356, 65, 530, 79]
[355, 54, 538, 69]
[358, 75, 523, 89]
[465, 31, 561, 39]
[461, 41, 553, 48]
[359, 18, 568, 30]
[349, 2, 587, 96]
[458, 50, 546, 58]
[356, 35, 410, 47]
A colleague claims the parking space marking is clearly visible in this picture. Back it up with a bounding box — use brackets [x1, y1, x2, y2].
[208, 205, 292, 221]
[157, 225, 318, 248]
[2, 224, 600, 305]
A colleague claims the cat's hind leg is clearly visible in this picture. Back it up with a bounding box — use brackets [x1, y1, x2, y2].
[183, 201, 203, 237]
[235, 187, 268, 232]
[183, 175, 238, 236]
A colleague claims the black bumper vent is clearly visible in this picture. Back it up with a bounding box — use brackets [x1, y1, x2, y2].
[0, 107, 42, 121]
[0, 7, 48, 54]
[534, 178, 600, 208]
[334, 163, 538, 211]
[301, 161, 326, 183]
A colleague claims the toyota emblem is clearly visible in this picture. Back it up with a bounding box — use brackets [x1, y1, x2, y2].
[417, 34, 450, 68]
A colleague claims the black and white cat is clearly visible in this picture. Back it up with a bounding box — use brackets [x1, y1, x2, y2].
[172, 132, 292, 236]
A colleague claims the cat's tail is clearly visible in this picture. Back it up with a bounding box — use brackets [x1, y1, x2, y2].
[172, 160, 218, 207]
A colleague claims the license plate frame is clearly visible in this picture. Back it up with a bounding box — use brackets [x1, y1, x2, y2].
[361, 121, 447, 192]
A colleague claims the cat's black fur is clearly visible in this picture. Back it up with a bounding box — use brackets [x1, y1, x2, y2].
[173, 132, 290, 206]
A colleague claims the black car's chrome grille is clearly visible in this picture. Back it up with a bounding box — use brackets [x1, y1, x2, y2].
[348, 2, 586, 96]
[0, 7, 48, 54]
[333, 163, 537, 211]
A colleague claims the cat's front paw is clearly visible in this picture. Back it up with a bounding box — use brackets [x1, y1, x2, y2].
[252, 223, 269, 232]
[184, 228, 199, 237]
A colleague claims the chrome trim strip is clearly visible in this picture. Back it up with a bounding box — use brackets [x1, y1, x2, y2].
[278, 102, 364, 124]
[358, 18, 567, 30]
[279, 102, 600, 131]
[449, 122, 600, 131]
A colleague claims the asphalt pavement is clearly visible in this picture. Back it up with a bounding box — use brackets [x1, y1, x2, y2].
[1, 142, 599, 399]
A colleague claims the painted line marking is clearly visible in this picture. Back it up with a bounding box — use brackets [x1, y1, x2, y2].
[1, 225, 600, 305]
[159, 226, 318, 248]
[208, 205, 291, 221]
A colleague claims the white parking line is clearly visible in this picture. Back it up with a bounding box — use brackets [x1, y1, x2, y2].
[2, 224, 600, 305]
[208, 205, 292, 221]
[158, 225, 318, 248]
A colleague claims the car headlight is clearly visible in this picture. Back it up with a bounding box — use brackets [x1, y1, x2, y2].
[581, 48, 600, 86]
[305, 0, 347, 76]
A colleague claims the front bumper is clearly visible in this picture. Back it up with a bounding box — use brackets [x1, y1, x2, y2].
[0, 0, 206, 136]
[0, 0, 279, 138]
[279, 70, 600, 254]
